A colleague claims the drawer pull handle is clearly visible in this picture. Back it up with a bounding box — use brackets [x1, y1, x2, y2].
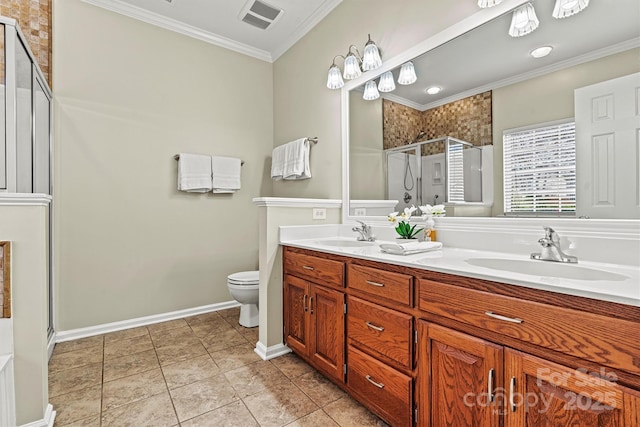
[366, 280, 385, 287]
[485, 311, 523, 324]
[309, 296, 314, 314]
[365, 375, 385, 389]
[365, 321, 385, 332]
[487, 368, 495, 403]
[509, 376, 517, 412]
[303, 294, 308, 312]
[302, 265, 315, 271]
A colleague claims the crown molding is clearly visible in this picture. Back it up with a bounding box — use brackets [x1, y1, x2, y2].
[381, 92, 424, 111]
[82, 0, 273, 62]
[271, 0, 343, 61]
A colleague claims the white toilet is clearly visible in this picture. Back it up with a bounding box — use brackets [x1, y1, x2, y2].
[227, 270, 259, 327]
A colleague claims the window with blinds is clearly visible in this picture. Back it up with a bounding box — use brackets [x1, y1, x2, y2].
[448, 143, 465, 202]
[503, 120, 576, 215]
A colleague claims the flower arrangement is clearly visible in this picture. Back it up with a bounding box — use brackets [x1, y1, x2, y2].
[418, 204, 446, 217]
[388, 205, 423, 239]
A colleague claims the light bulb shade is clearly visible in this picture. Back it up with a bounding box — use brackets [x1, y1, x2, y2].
[363, 80, 380, 101]
[362, 41, 382, 71]
[509, 2, 539, 37]
[552, 0, 589, 18]
[397, 61, 417, 85]
[477, 0, 503, 8]
[377, 71, 396, 92]
[326, 65, 344, 89]
[343, 53, 362, 80]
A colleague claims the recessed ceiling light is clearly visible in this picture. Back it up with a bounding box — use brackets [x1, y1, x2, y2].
[425, 86, 442, 95]
[530, 46, 553, 58]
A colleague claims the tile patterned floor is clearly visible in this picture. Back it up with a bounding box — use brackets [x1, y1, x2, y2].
[49, 307, 388, 427]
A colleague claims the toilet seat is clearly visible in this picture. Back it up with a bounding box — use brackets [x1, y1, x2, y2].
[228, 270, 259, 285]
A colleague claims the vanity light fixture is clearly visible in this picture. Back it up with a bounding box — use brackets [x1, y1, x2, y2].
[398, 61, 418, 85]
[325, 34, 382, 90]
[552, 0, 589, 19]
[363, 80, 380, 100]
[508, 2, 539, 37]
[477, 0, 503, 8]
[377, 71, 396, 92]
[530, 45, 553, 58]
[425, 86, 442, 95]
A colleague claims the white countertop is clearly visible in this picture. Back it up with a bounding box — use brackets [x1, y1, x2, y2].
[280, 236, 640, 307]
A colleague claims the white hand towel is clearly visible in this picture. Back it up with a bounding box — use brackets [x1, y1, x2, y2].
[380, 241, 443, 255]
[283, 138, 311, 180]
[211, 156, 241, 193]
[270, 144, 287, 180]
[177, 153, 212, 192]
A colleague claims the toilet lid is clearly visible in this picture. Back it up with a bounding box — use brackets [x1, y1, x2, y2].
[228, 270, 259, 284]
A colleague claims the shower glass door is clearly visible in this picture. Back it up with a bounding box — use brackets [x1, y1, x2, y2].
[386, 147, 421, 212]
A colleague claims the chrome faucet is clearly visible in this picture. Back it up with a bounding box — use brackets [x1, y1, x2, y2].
[352, 220, 376, 242]
[530, 227, 578, 263]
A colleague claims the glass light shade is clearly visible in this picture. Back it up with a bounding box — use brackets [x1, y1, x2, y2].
[508, 3, 539, 37]
[377, 71, 396, 92]
[326, 65, 344, 89]
[477, 0, 503, 8]
[530, 46, 553, 58]
[343, 53, 362, 80]
[552, 0, 589, 18]
[426, 86, 442, 95]
[363, 80, 380, 101]
[397, 61, 417, 85]
[362, 41, 383, 71]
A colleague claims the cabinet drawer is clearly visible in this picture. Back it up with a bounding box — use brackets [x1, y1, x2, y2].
[347, 296, 412, 370]
[348, 264, 412, 306]
[347, 346, 412, 427]
[284, 250, 344, 289]
[419, 279, 640, 375]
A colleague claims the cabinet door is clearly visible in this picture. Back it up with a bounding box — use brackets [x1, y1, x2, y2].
[420, 322, 502, 427]
[310, 284, 345, 383]
[504, 349, 640, 427]
[284, 275, 310, 356]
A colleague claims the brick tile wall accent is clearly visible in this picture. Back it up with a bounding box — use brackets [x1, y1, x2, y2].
[0, 0, 52, 86]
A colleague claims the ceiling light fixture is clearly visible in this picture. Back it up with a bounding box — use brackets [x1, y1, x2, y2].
[477, 0, 503, 8]
[398, 61, 418, 85]
[325, 35, 382, 90]
[509, 2, 539, 37]
[363, 80, 380, 100]
[552, 0, 589, 19]
[426, 86, 442, 95]
[530, 45, 553, 58]
[378, 71, 396, 93]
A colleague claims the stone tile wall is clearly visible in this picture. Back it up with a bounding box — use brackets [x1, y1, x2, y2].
[0, 0, 52, 86]
[0, 242, 9, 318]
[383, 91, 493, 155]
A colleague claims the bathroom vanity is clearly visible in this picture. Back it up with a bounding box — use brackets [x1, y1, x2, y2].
[282, 242, 640, 427]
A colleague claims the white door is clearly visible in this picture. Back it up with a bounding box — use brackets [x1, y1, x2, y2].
[575, 72, 640, 219]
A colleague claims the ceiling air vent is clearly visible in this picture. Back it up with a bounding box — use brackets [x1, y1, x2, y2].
[239, 0, 283, 30]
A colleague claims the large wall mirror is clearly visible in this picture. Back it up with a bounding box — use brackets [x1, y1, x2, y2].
[346, 0, 639, 220]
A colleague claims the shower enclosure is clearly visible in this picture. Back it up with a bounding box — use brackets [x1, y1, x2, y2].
[0, 17, 53, 338]
[385, 136, 484, 212]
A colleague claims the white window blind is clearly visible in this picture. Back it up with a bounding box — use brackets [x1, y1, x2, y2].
[448, 143, 465, 202]
[503, 121, 576, 214]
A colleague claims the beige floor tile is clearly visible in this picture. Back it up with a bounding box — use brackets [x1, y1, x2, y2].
[101, 391, 178, 427]
[270, 353, 314, 379]
[242, 381, 319, 427]
[50, 384, 101, 426]
[169, 374, 239, 422]
[161, 354, 221, 389]
[103, 326, 149, 344]
[180, 400, 258, 427]
[48, 363, 103, 398]
[292, 371, 346, 407]
[190, 321, 235, 340]
[49, 345, 104, 374]
[149, 324, 197, 345]
[53, 336, 103, 355]
[146, 318, 188, 334]
[209, 343, 261, 372]
[184, 311, 224, 326]
[54, 415, 101, 427]
[285, 409, 340, 427]
[103, 349, 159, 382]
[104, 334, 154, 360]
[155, 340, 208, 366]
[200, 327, 247, 353]
[102, 368, 167, 411]
[241, 327, 259, 344]
[224, 360, 290, 398]
[218, 307, 240, 319]
[323, 397, 388, 427]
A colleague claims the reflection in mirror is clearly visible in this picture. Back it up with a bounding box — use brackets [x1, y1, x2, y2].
[348, 0, 640, 219]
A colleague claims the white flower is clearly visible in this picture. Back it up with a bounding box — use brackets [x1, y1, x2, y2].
[419, 204, 433, 215]
[400, 205, 417, 221]
[432, 204, 446, 216]
[420, 204, 446, 217]
[387, 212, 399, 224]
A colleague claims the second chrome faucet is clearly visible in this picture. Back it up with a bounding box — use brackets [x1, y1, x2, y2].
[531, 226, 577, 263]
[352, 220, 376, 242]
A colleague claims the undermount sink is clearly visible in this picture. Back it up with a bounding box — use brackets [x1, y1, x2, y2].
[315, 239, 376, 248]
[465, 258, 628, 282]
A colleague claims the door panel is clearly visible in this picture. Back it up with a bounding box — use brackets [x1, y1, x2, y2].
[310, 284, 344, 382]
[284, 275, 309, 356]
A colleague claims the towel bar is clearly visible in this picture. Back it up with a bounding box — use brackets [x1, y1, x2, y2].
[174, 154, 245, 165]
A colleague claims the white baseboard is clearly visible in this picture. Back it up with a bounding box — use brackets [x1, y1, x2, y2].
[254, 341, 291, 360]
[19, 403, 55, 427]
[55, 301, 241, 343]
